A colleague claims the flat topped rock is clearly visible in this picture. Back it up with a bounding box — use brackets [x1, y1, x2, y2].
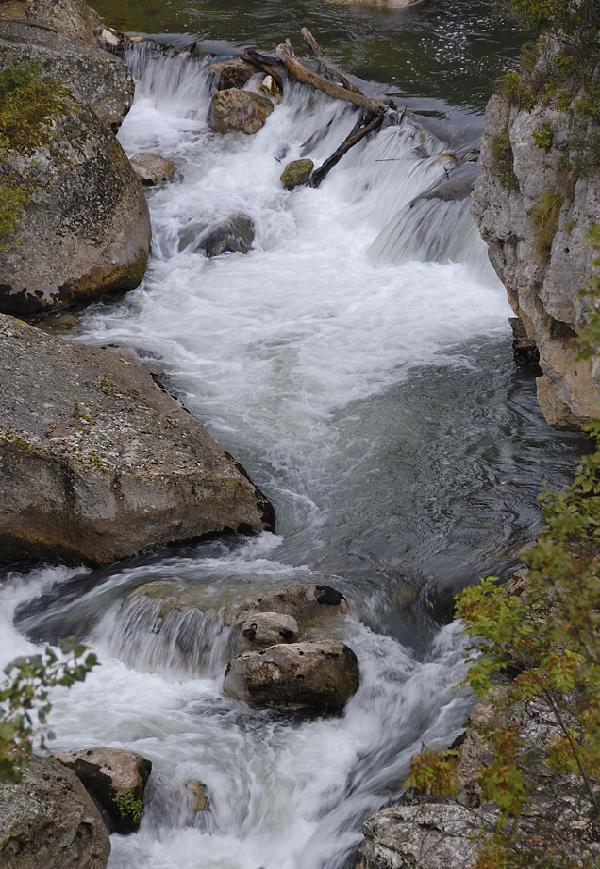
[223, 640, 360, 713]
[0, 315, 274, 565]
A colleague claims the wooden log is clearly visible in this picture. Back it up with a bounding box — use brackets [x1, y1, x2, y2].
[299, 27, 361, 94]
[240, 48, 286, 89]
[310, 109, 384, 188]
[273, 40, 384, 113]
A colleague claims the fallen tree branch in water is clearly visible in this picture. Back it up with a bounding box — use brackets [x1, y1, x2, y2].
[299, 27, 361, 94]
[310, 109, 385, 188]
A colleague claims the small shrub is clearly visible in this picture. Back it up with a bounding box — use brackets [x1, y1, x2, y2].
[114, 791, 143, 824]
[529, 190, 562, 261]
[0, 61, 66, 156]
[490, 131, 518, 190]
[532, 122, 554, 150]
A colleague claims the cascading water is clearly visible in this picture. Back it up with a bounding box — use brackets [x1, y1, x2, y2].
[2, 40, 585, 869]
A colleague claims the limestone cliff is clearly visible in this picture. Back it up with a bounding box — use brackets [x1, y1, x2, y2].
[473, 43, 600, 427]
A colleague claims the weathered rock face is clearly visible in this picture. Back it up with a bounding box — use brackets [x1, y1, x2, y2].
[0, 0, 104, 45]
[0, 755, 110, 869]
[0, 88, 150, 317]
[56, 747, 152, 834]
[472, 51, 600, 428]
[0, 20, 134, 131]
[280, 159, 314, 190]
[203, 215, 256, 257]
[0, 315, 275, 565]
[208, 88, 274, 135]
[130, 153, 177, 186]
[223, 640, 359, 712]
[356, 802, 486, 869]
[235, 611, 299, 652]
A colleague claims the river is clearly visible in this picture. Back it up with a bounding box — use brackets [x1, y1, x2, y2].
[0, 3, 586, 868]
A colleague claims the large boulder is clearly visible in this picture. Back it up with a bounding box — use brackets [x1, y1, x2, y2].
[0, 755, 110, 869]
[223, 640, 359, 712]
[130, 153, 177, 187]
[208, 88, 274, 135]
[0, 20, 134, 131]
[0, 0, 104, 45]
[56, 747, 152, 834]
[355, 803, 486, 869]
[0, 315, 275, 565]
[0, 81, 150, 317]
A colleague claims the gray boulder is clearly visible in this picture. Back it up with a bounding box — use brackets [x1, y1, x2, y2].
[0, 20, 134, 131]
[208, 88, 274, 135]
[235, 611, 299, 652]
[0, 0, 104, 45]
[356, 803, 486, 869]
[223, 640, 359, 712]
[0, 755, 110, 869]
[56, 747, 152, 834]
[240, 584, 348, 637]
[203, 215, 256, 257]
[0, 85, 150, 317]
[0, 315, 275, 565]
[130, 153, 177, 186]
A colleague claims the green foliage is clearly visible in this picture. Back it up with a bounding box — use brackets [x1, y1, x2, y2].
[532, 122, 554, 150]
[0, 638, 98, 784]
[406, 749, 460, 798]
[490, 132, 518, 190]
[0, 181, 28, 249]
[0, 62, 66, 156]
[114, 791, 143, 824]
[510, 0, 599, 34]
[577, 225, 600, 360]
[529, 190, 563, 262]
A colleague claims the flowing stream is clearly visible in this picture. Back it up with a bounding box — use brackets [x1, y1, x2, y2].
[0, 8, 587, 869]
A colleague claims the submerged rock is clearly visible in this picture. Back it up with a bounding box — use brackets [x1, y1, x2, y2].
[207, 57, 256, 91]
[280, 159, 314, 190]
[56, 747, 152, 835]
[130, 153, 177, 186]
[235, 611, 299, 652]
[208, 88, 274, 135]
[203, 215, 256, 257]
[0, 755, 110, 868]
[0, 20, 134, 131]
[0, 315, 275, 565]
[223, 640, 359, 712]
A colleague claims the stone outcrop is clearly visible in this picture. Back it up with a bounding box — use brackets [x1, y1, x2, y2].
[356, 802, 487, 869]
[55, 747, 152, 834]
[0, 0, 104, 45]
[239, 583, 348, 637]
[223, 640, 360, 712]
[0, 25, 150, 318]
[0, 315, 275, 565]
[473, 47, 600, 427]
[130, 153, 177, 186]
[208, 88, 274, 135]
[0, 20, 134, 131]
[0, 755, 110, 869]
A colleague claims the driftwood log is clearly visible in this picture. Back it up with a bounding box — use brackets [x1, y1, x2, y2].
[299, 27, 361, 94]
[310, 110, 385, 187]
